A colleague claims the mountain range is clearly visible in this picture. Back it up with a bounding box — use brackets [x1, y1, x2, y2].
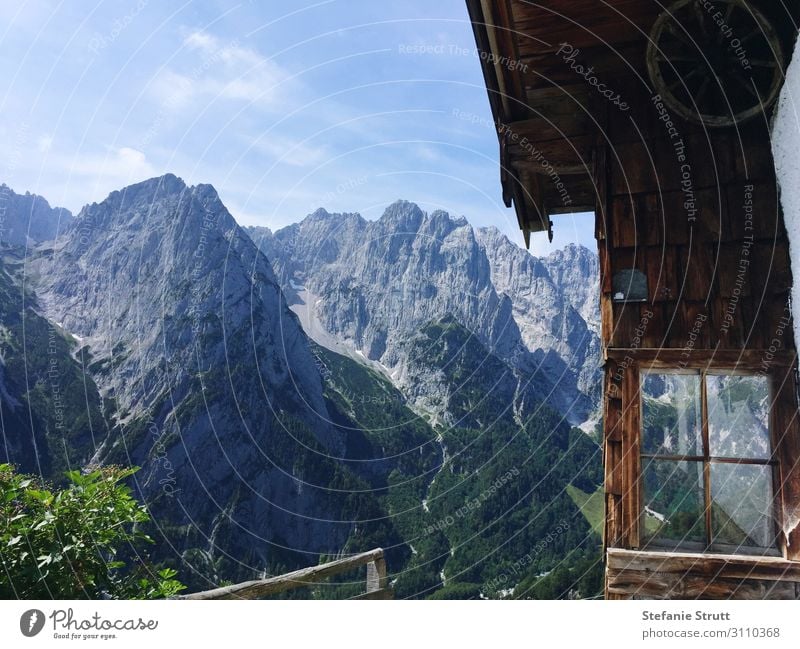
[246, 201, 601, 428]
[0, 175, 602, 598]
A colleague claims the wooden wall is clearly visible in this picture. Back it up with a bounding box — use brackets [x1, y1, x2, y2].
[598, 107, 793, 352]
[607, 549, 800, 599]
[595, 33, 800, 598]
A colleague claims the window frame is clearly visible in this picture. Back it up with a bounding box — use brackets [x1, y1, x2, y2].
[639, 368, 780, 556]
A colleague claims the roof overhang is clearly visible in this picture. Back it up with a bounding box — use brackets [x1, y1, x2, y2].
[466, 0, 799, 247]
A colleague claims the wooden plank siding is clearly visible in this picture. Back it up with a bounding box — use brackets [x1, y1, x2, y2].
[607, 549, 800, 599]
[577, 1, 800, 596]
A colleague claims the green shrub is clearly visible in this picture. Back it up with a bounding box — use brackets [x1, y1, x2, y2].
[0, 464, 184, 599]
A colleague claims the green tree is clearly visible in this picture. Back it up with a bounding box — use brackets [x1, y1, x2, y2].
[0, 464, 184, 599]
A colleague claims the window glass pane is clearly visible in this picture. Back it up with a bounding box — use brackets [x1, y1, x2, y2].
[641, 373, 702, 456]
[711, 463, 774, 549]
[642, 458, 705, 546]
[707, 374, 770, 460]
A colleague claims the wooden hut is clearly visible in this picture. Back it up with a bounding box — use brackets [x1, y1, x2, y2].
[467, 0, 800, 599]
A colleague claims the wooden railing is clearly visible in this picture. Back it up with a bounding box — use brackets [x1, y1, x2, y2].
[180, 548, 392, 600]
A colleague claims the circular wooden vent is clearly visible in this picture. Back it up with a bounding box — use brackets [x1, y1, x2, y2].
[647, 0, 784, 127]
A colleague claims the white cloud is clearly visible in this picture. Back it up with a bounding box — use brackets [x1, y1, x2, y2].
[20, 146, 157, 213]
[183, 29, 263, 67]
[66, 146, 155, 185]
[150, 28, 289, 109]
[414, 144, 444, 163]
[183, 30, 217, 52]
[37, 135, 53, 152]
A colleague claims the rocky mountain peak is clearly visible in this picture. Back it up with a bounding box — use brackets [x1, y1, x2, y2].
[250, 201, 602, 426]
[418, 209, 471, 241]
[546, 241, 596, 265]
[301, 208, 365, 231]
[97, 173, 187, 208]
[307, 207, 331, 221]
[68, 174, 239, 251]
[380, 199, 425, 231]
[0, 182, 73, 246]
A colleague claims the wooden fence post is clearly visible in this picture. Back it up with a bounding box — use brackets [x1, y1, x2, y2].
[366, 556, 388, 593]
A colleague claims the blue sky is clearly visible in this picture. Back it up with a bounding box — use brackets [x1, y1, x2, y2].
[0, 0, 595, 254]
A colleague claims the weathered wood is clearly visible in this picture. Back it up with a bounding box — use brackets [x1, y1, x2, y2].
[606, 548, 800, 599]
[608, 573, 797, 600]
[594, 144, 608, 242]
[621, 363, 640, 549]
[606, 439, 623, 497]
[507, 134, 595, 173]
[510, 0, 660, 56]
[365, 556, 388, 593]
[607, 548, 800, 579]
[487, 0, 526, 122]
[605, 348, 796, 370]
[600, 293, 614, 349]
[605, 491, 622, 550]
[500, 114, 592, 147]
[180, 548, 389, 600]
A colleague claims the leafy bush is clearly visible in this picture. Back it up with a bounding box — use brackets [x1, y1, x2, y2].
[0, 464, 184, 599]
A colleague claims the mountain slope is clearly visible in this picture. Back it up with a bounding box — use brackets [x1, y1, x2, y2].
[0, 249, 109, 478]
[0, 184, 73, 246]
[0, 178, 604, 598]
[25, 175, 386, 583]
[391, 317, 602, 598]
[475, 228, 600, 403]
[246, 202, 600, 426]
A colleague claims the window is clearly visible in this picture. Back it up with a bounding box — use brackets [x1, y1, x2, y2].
[640, 371, 778, 555]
